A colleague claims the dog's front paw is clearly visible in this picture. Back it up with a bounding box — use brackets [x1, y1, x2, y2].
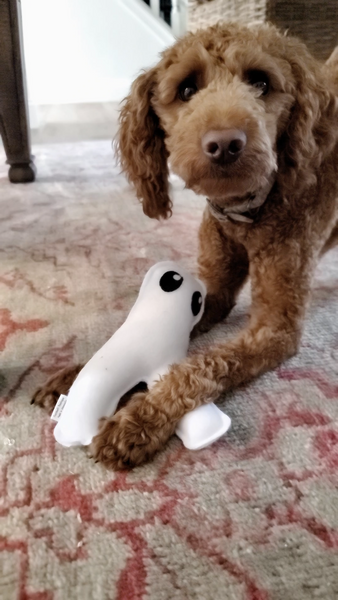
[91, 392, 176, 470]
[31, 365, 83, 413]
[191, 293, 233, 338]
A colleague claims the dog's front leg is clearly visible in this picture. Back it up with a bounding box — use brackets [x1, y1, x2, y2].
[91, 244, 313, 470]
[193, 211, 249, 335]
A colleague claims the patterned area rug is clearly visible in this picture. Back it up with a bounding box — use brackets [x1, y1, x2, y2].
[0, 141, 338, 600]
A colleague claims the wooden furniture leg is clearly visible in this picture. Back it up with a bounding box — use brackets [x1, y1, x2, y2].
[0, 0, 36, 182]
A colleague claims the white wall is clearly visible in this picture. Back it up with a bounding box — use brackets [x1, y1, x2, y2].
[21, 0, 174, 105]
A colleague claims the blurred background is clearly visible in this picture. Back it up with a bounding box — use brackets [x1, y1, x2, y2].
[21, 0, 181, 143]
[1, 1, 337, 162]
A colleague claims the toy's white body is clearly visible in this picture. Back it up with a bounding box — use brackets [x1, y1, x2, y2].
[53, 262, 231, 450]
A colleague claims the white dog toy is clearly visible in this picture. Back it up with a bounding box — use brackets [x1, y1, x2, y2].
[52, 261, 231, 450]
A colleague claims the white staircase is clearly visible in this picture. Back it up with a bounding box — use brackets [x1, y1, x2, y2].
[23, 0, 187, 110]
[122, 0, 176, 49]
[144, 0, 188, 37]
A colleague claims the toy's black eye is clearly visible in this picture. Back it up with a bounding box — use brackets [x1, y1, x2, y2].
[178, 78, 198, 102]
[191, 291, 203, 316]
[246, 70, 270, 96]
[160, 271, 183, 292]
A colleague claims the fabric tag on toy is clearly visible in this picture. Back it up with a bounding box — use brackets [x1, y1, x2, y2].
[51, 394, 68, 422]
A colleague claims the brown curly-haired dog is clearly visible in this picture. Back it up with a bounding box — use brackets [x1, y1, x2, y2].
[33, 22, 338, 469]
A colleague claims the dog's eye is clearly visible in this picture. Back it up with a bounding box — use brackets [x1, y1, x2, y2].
[246, 70, 270, 96]
[178, 78, 198, 102]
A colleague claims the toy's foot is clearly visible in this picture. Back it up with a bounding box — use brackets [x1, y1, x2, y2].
[176, 404, 231, 450]
[31, 365, 83, 413]
[91, 392, 176, 470]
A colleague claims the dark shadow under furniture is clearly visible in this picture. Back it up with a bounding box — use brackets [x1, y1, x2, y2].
[0, 0, 36, 182]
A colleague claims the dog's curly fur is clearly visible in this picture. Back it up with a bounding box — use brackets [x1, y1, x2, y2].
[33, 23, 338, 469]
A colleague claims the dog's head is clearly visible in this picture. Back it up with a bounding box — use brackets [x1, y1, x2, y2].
[118, 23, 336, 219]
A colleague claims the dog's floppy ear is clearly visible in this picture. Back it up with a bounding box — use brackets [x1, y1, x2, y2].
[117, 68, 172, 219]
[278, 45, 337, 194]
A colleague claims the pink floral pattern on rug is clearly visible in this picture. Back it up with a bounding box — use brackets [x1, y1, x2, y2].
[0, 141, 338, 600]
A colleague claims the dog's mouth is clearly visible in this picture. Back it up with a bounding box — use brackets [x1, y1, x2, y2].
[207, 176, 275, 224]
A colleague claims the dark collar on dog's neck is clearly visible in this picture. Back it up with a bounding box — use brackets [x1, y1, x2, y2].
[207, 175, 275, 224]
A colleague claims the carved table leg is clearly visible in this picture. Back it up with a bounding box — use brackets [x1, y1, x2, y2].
[0, 0, 36, 182]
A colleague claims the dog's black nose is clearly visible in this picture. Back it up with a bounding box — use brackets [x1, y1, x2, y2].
[202, 129, 247, 165]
